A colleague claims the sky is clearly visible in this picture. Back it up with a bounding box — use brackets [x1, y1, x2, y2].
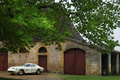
[55, 0, 120, 51]
[113, 28, 120, 51]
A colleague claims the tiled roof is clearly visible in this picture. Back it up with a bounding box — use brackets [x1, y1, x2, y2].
[33, 23, 84, 42]
[68, 23, 84, 42]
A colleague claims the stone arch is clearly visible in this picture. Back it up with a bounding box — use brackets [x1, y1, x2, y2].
[63, 46, 86, 53]
[64, 48, 85, 53]
[38, 47, 47, 53]
[38, 46, 48, 72]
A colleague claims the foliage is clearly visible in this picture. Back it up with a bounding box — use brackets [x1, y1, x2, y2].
[0, 0, 120, 53]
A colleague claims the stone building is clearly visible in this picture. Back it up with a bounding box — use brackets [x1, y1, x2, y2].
[0, 24, 120, 76]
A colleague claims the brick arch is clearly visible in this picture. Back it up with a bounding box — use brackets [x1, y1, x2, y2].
[64, 48, 86, 75]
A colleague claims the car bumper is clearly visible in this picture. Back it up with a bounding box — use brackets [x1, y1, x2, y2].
[7, 69, 19, 74]
[8, 71, 19, 74]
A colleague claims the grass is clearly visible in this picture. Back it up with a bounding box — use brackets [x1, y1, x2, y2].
[1, 74, 120, 80]
[0, 77, 21, 80]
[58, 74, 120, 80]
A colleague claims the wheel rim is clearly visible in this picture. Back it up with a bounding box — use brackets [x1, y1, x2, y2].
[37, 70, 40, 74]
[19, 70, 23, 75]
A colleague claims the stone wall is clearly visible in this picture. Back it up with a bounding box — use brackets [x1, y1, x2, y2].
[8, 42, 43, 67]
[86, 49, 101, 75]
[62, 41, 101, 75]
[47, 44, 63, 73]
[8, 41, 101, 76]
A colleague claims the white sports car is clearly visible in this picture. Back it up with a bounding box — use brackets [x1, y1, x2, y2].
[7, 63, 44, 75]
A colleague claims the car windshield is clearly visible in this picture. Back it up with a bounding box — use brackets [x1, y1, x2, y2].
[21, 64, 30, 67]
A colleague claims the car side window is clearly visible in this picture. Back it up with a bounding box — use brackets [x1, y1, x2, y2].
[26, 64, 30, 67]
[31, 64, 35, 67]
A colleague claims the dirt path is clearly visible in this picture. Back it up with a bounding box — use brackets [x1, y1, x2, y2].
[0, 71, 63, 80]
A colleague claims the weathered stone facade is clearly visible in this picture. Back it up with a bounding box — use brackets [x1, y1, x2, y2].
[8, 41, 101, 76]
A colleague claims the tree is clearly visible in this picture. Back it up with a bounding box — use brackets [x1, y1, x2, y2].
[0, 0, 119, 53]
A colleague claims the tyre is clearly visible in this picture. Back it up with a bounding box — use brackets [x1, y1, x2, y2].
[36, 69, 41, 75]
[18, 69, 24, 75]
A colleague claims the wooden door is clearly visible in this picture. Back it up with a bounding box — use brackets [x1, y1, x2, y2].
[0, 53, 8, 71]
[39, 55, 47, 72]
[64, 48, 85, 75]
[64, 49, 75, 74]
[75, 49, 85, 75]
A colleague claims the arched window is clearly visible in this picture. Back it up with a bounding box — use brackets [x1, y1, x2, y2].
[39, 47, 47, 53]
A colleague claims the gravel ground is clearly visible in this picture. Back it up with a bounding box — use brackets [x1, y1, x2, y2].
[0, 71, 63, 80]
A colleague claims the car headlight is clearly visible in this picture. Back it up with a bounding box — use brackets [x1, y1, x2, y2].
[11, 68, 18, 71]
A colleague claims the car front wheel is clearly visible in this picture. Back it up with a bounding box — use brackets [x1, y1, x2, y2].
[36, 69, 41, 75]
[18, 69, 24, 75]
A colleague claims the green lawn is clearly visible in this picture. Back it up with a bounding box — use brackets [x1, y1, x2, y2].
[0, 77, 21, 80]
[59, 75, 120, 80]
[1, 74, 120, 80]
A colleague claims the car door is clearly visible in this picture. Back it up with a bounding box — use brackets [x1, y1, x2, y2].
[30, 64, 37, 73]
[24, 64, 36, 73]
[25, 64, 31, 73]
[26, 64, 34, 73]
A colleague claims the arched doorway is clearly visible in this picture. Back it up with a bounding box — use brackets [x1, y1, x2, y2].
[38, 47, 47, 72]
[64, 48, 85, 75]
